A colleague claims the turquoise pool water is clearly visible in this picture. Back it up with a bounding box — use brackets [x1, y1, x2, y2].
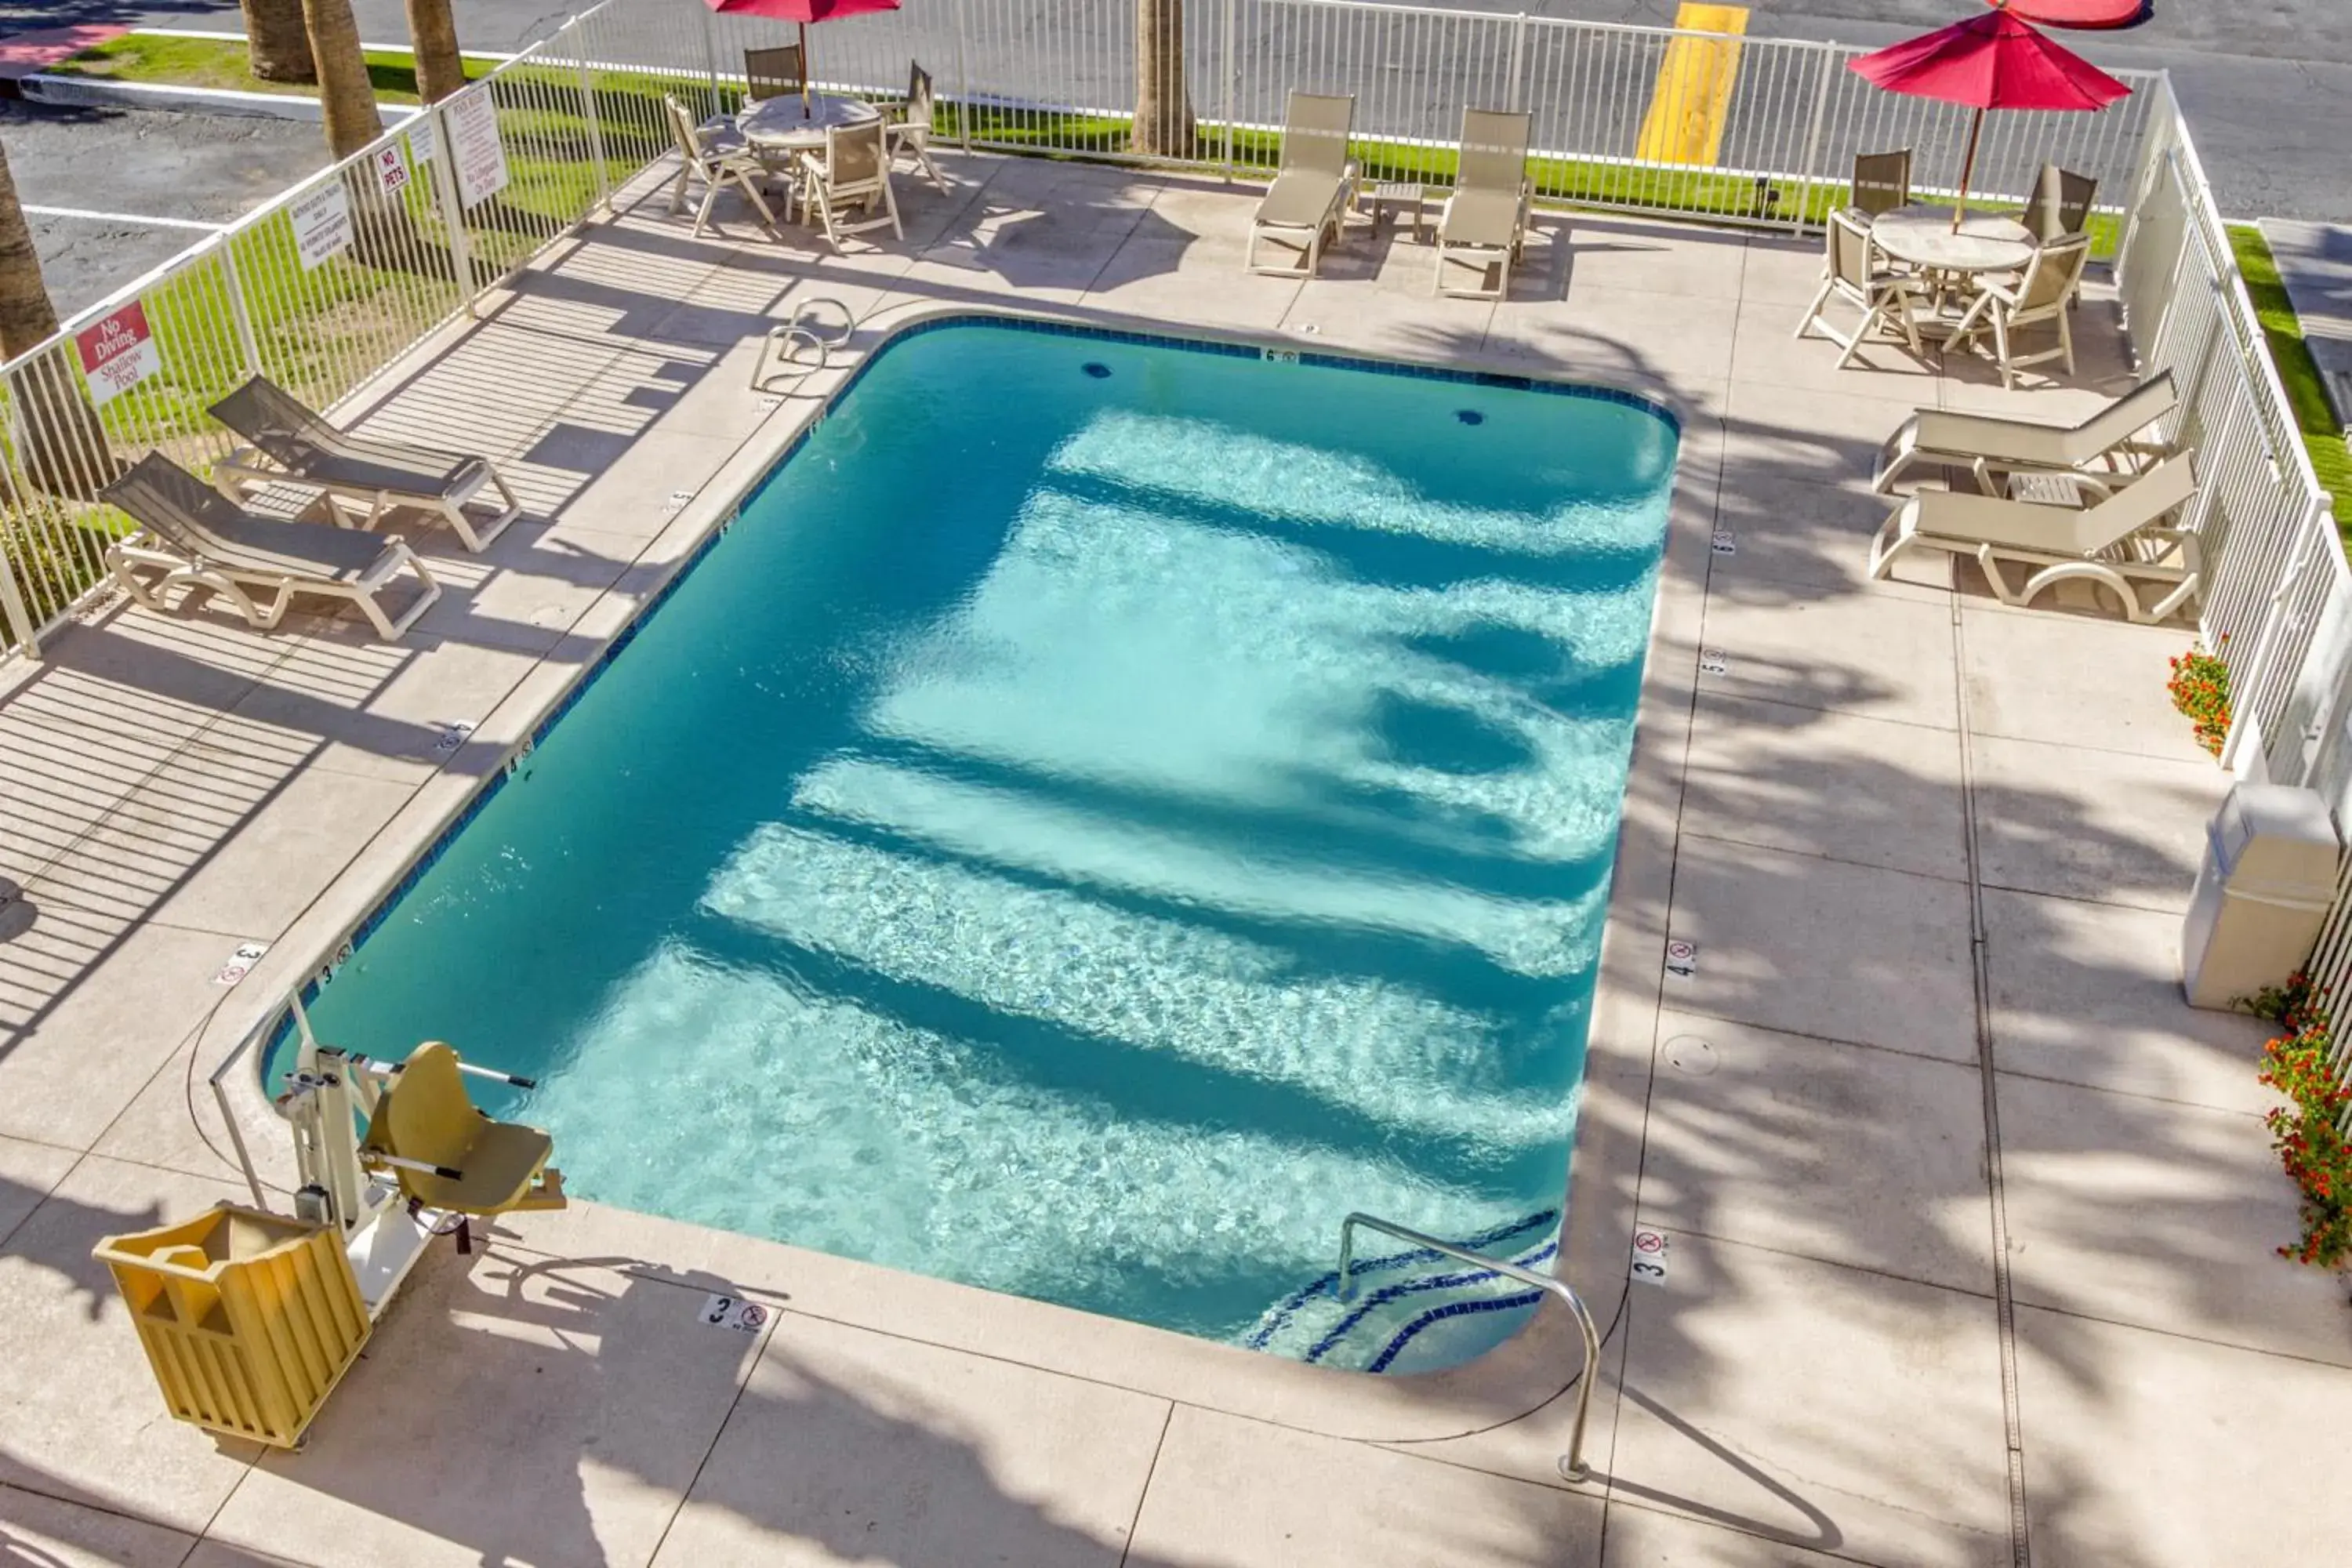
[285, 321, 1677, 1371]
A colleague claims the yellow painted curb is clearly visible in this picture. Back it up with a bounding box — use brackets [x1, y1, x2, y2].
[1634, 4, 1748, 169]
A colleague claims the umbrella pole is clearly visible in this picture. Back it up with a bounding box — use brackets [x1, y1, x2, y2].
[800, 21, 810, 113]
[1951, 107, 1984, 231]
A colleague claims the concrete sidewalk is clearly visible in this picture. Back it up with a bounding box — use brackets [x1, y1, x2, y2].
[1, 151, 2346, 1567]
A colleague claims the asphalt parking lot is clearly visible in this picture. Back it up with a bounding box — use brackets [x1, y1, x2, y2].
[3, 99, 327, 318]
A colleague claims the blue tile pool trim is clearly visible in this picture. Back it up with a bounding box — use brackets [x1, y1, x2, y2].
[1303, 1238, 1559, 1366]
[1241, 1207, 1559, 1352]
[1367, 1285, 1550, 1374]
[261, 311, 1679, 1078]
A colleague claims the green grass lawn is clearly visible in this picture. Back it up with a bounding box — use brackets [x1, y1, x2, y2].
[2228, 223, 2352, 544]
[46, 31, 493, 104]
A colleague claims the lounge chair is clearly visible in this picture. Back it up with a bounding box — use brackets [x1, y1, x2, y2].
[1948, 233, 2094, 388]
[797, 120, 902, 249]
[207, 376, 521, 554]
[1848, 148, 1913, 221]
[361, 1041, 566, 1221]
[1867, 450, 2202, 622]
[1435, 108, 1533, 299]
[889, 62, 949, 192]
[663, 94, 781, 239]
[1796, 208, 1927, 368]
[101, 452, 440, 640]
[1874, 370, 2178, 495]
[1247, 91, 1357, 278]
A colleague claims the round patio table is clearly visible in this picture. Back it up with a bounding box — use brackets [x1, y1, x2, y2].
[1869, 205, 2036, 274]
[736, 93, 884, 154]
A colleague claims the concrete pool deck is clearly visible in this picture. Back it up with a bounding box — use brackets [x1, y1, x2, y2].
[2, 151, 2347, 1567]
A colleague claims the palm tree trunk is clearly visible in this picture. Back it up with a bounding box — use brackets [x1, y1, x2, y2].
[0, 140, 58, 361]
[404, 0, 467, 105]
[1133, 0, 1195, 159]
[301, 0, 385, 161]
[0, 136, 119, 502]
[242, 0, 317, 84]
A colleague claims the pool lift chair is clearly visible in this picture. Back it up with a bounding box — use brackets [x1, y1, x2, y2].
[278, 1007, 565, 1316]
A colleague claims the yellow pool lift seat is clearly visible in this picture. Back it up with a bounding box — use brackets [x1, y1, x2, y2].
[360, 1041, 567, 1232]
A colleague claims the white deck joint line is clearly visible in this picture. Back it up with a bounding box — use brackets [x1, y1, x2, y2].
[22, 205, 227, 232]
[1952, 595, 2033, 1568]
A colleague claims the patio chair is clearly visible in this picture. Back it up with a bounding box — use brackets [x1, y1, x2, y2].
[1795, 209, 1927, 367]
[361, 1041, 566, 1232]
[743, 43, 805, 105]
[1848, 148, 1913, 220]
[100, 452, 440, 641]
[1435, 108, 1533, 300]
[663, 94, 781, 238]
[797, 119, 902, 249]
[1246, 91, 1358, 278]
[207, 376, 521, 554]
[1867, 450, 2202, 622]
[2020, 163, 2098, 242]
[888, 62, 949, 191]
[1947, 232, 2093, 387]
[1874, 370, 2178, 495]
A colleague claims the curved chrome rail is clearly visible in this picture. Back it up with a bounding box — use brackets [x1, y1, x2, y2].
[1338, 1210, 1602, 1483]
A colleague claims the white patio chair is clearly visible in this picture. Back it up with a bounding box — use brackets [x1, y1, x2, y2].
[1795, 209, 1927, 368]
[889, 63, 949, 192]
[797, 120, 902, 250]
[1947, 233, 2093, 388]
[663, 94, 779, 239]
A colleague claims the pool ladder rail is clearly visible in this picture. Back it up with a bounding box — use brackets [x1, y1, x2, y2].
[1338, 1211, 1602, 1483]
[750, 297, 859, 394]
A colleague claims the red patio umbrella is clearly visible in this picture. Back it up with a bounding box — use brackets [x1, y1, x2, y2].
[1849, 5, 2130, 229]
[1991, 0, 2147, 27]
[706, 0, 902, 111]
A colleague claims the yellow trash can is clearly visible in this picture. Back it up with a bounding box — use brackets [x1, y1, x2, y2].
[93, 1203, 370, 1449]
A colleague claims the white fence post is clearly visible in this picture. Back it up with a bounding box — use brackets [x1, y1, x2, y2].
[1220, 0, 1239, 180]
[1508, 13, 1529, 111]
[1792, 44, 1838, 237]
[0, 532, 37, 658]
[575, 23, 612, 213]
[214, 237, 265, 379]
[699, 5, 723, 119]
[428, 100, 481, 318]
[953, 0, 974, 151]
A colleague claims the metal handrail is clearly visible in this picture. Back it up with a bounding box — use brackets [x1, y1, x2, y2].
[1338, 1210, 1601, 1483]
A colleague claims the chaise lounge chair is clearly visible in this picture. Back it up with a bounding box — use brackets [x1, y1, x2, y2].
[101, 452, 441, 640]
[1247, 91, 1357, 278]
[1435, 108, 1533, 300]
[1867, 450, 2202, 623]
[1874, 370, 2178, 495]
[208, 375, 522, 553]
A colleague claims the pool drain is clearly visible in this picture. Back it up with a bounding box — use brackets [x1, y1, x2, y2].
[1082, 361, 1112, 379]
[1455, 408, 1485, 425]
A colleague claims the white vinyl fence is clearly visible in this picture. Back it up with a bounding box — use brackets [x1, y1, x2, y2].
[0, 0, 2169, 663]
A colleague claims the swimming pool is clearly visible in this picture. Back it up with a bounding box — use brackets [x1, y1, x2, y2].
[281, 318, 1678, 1372]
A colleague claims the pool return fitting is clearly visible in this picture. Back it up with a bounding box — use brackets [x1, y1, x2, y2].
[92, 997, 566, 1448]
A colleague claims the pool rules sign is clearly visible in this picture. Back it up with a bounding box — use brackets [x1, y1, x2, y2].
[447, 85, 510, 209]
[74, 303, 160, 407]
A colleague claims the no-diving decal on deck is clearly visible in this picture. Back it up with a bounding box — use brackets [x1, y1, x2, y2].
[213, 942, 267, 987]
[1697, 648, 1730, 676]
[1632, 1227, 1671, 1285]
[1665, 938, 1697, 978]
[699, 1294, 769, 1334]
[1710, 529, 1737, 555]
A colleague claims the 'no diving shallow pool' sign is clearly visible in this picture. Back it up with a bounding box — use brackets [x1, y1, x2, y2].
[74, 303, 161, 408]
